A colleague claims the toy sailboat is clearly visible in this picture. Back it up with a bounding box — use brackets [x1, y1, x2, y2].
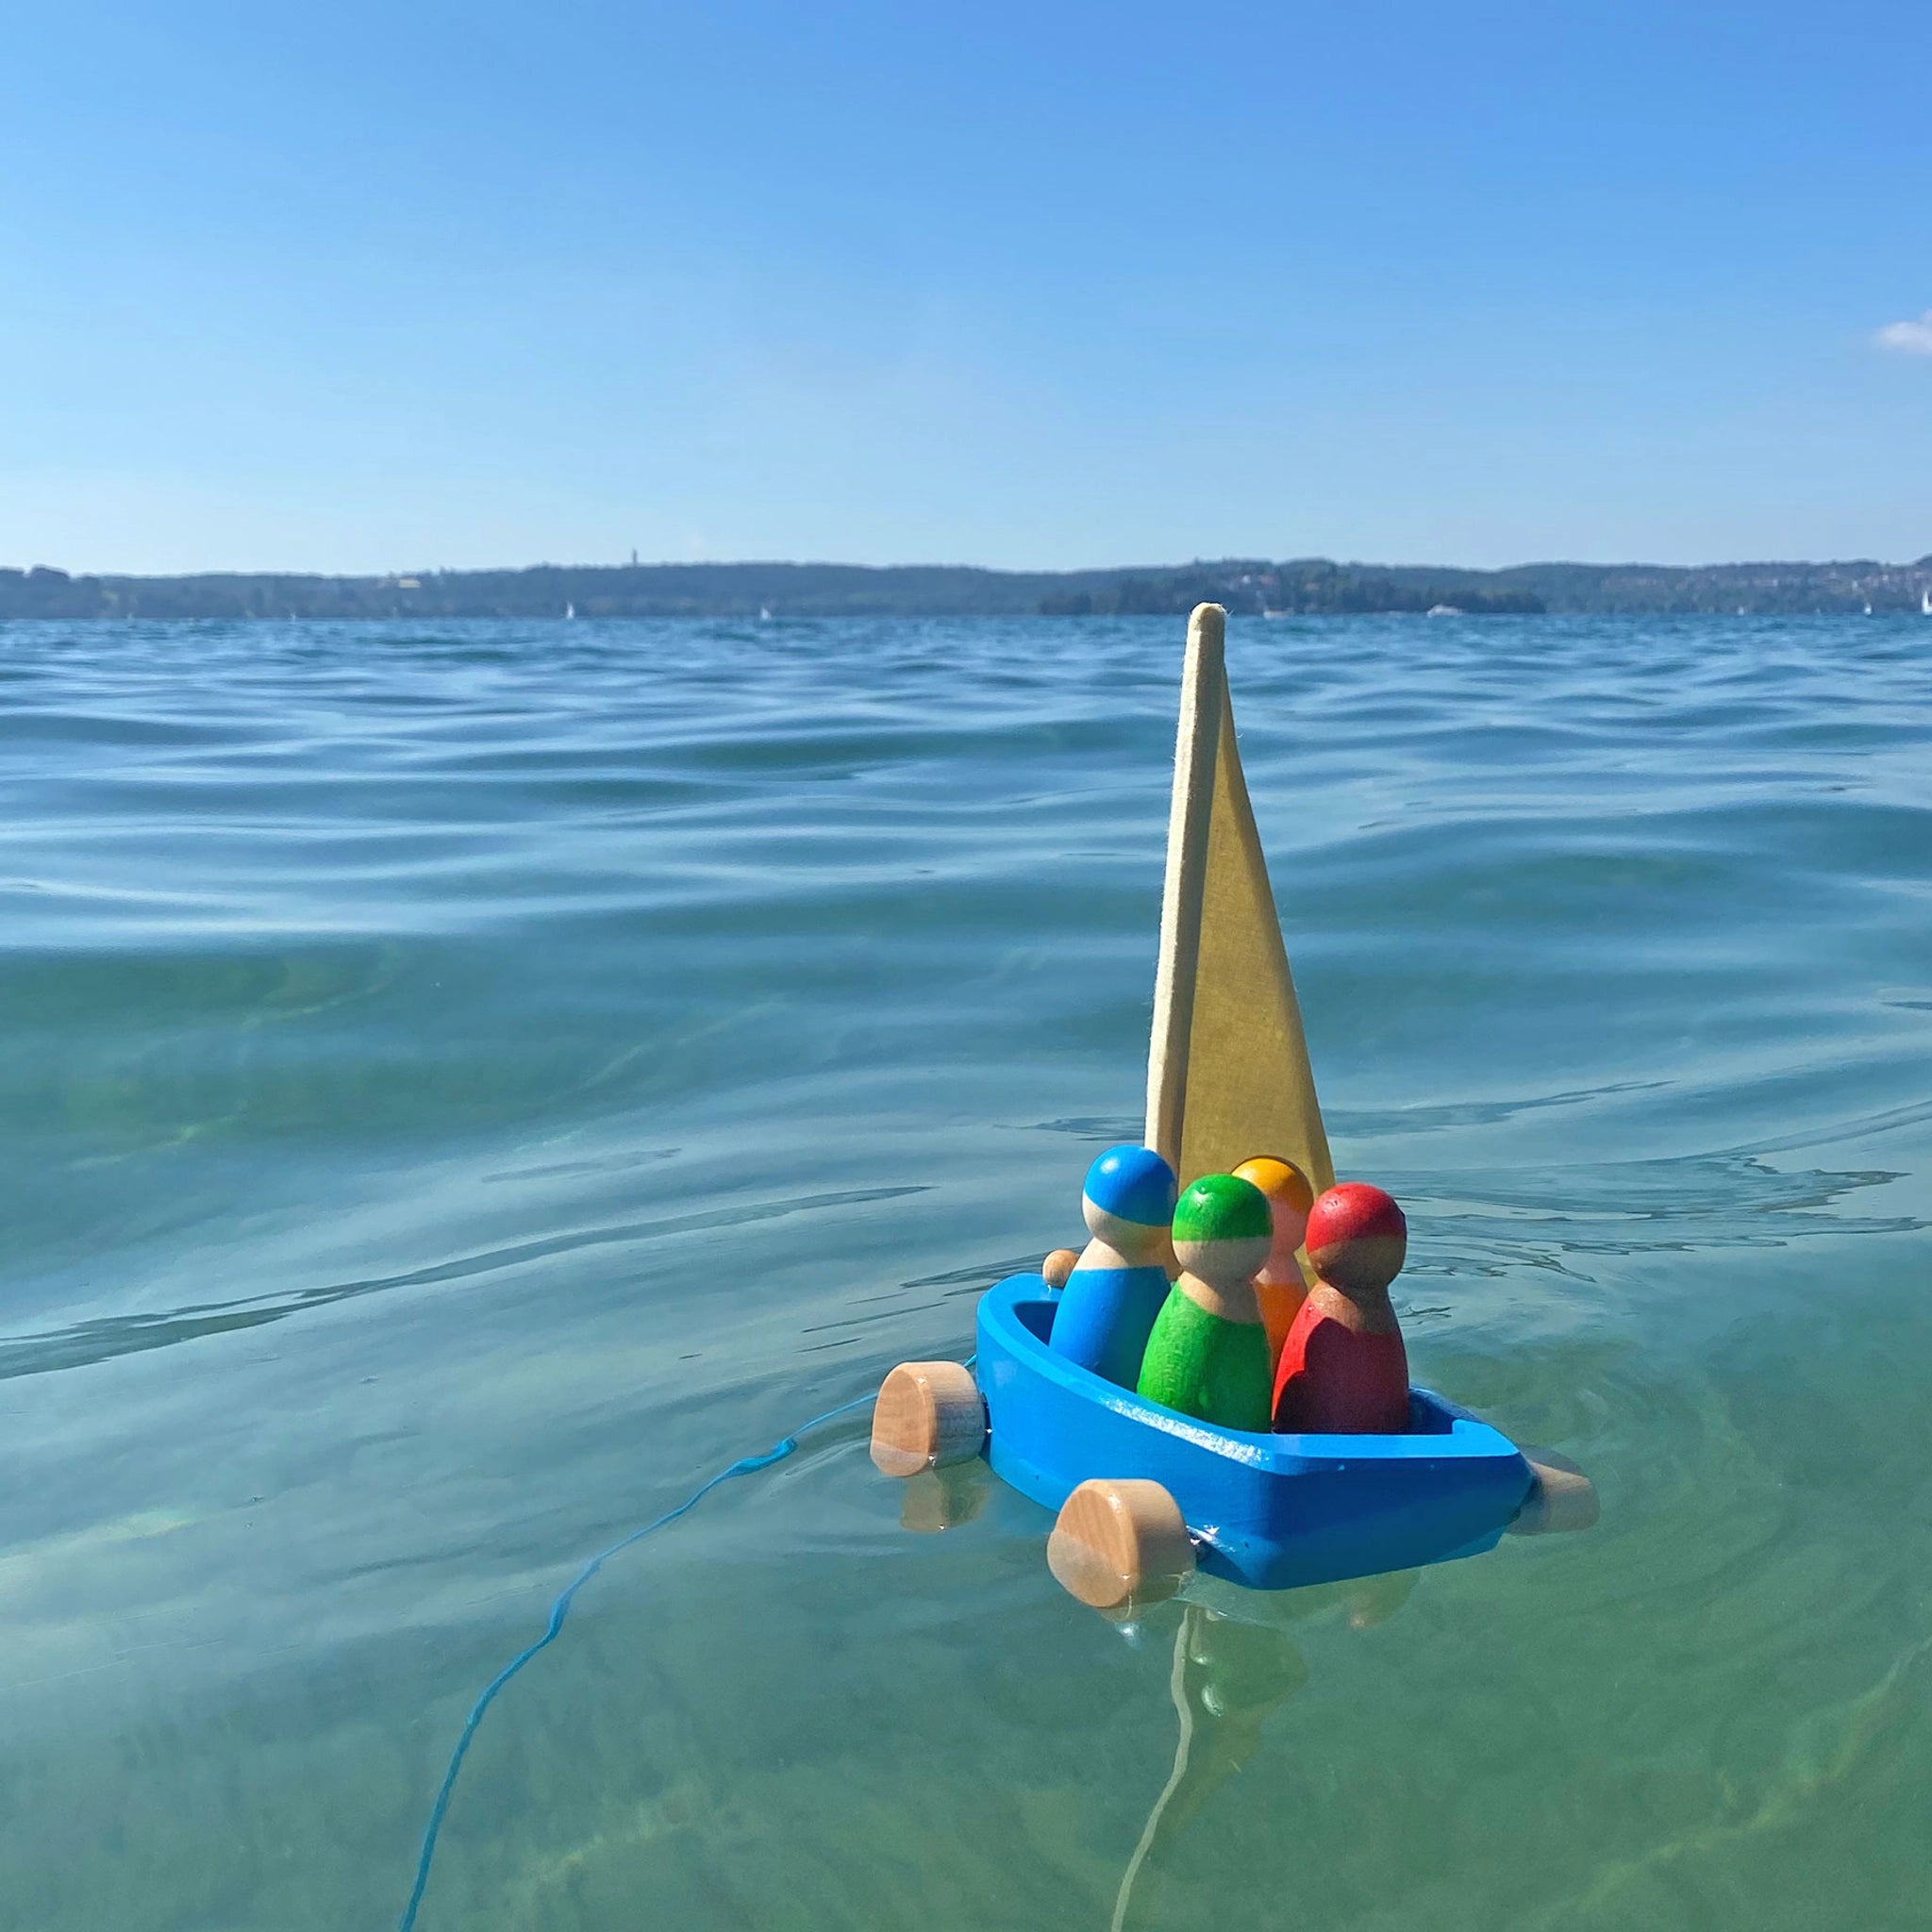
[872, 605, 1595, 1610]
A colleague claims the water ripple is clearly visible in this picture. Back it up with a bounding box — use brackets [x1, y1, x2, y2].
[0, 614, 1925, 1932]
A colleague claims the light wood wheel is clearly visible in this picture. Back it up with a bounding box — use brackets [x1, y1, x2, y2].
[1507, 1451, 1600, 1535]
[1047, 1477, 1195, 1610]
[869, 1360, 985, 1478]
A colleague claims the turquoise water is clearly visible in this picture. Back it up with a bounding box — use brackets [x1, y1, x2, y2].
[1, 613, 1928, 1931]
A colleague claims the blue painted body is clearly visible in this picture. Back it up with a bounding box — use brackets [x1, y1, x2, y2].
[976, 1273, 1535, 1591]
[1047, 1262, 1171, 1389]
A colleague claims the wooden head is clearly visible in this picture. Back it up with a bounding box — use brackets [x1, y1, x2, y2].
[1041, 1247, 1080, 1289]
[1231, 1155, 1315, 1276]
[1171, 1173, 1273, 1293]
[1305, 1183, 1407, 1297]
[1079, 1143, 1177, 1267]
[1081, 1199, 1168, 1258]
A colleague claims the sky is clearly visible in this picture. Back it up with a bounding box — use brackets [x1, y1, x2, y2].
[2, 0, 1928, 574]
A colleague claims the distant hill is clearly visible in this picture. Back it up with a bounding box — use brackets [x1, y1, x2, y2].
[2, 554, 1929, 620]
[1476, 557, 1932, 615]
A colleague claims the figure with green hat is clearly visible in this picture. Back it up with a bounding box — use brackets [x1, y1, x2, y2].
[1136, 1173, 1274, 1431]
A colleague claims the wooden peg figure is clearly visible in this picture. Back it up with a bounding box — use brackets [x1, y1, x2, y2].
[1136, 1174, 1274, 1431]
[1231, 1155, 1315, 1372]
[1272, 1182, 1411, 1436]
[1048, 1144, 1178, 1389]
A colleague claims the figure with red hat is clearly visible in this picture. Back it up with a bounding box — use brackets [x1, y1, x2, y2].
[1271, 1182, 1411, 1436]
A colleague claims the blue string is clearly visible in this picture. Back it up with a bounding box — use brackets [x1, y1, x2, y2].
[397, 1388, 876, 1932]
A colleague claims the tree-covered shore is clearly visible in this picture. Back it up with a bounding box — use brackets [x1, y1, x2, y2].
[3, 553, 1928, 621]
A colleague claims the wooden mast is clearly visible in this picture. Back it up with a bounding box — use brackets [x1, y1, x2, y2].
[1143, 604, 1226, 1171]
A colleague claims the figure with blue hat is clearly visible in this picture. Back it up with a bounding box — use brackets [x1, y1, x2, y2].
[1047, 1143, 1178, 1389]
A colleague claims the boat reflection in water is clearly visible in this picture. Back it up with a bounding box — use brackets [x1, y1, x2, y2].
[1110, 1571, 1421, 1931]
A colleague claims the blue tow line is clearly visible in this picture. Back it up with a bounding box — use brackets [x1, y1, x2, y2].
[397, 1388, 876, 1932]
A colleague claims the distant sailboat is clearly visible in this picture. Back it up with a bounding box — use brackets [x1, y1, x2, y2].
[565, 601, 575, 619]
[758, 605, 774, 621]
[1922, 589, 1931, 616]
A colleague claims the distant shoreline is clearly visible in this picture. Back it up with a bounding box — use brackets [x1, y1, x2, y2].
[3, 554, 1929, 620]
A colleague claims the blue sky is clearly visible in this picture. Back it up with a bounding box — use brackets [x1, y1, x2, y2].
[3, 0, 1928, 573]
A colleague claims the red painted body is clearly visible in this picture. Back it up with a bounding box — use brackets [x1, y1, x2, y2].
[1272, 1293, 1409, 1434]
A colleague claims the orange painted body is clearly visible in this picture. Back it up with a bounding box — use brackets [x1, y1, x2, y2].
[1253, 1263, 1307, 1371]
[1232, 1156, 1316, 1374]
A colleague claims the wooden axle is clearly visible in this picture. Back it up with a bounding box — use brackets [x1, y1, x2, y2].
[1507, 1450, 1600, 1535]
[869, 1360, 986, 1477]
[1046, 1477, 1195, 1611]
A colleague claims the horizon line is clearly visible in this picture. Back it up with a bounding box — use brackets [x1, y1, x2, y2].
[9, 551, 1932, 582]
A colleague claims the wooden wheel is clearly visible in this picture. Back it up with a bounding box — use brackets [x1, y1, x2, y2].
[1507, 1451, 1600, 1535]
[869, 1360, 986, 1478]
[1047, 1477, 1195, 1610]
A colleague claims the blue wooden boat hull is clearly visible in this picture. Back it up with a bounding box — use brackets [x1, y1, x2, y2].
[975, 1273, 1534, 1591]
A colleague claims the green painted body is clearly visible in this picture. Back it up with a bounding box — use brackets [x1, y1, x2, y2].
[1136, 1289, 1273, 1432]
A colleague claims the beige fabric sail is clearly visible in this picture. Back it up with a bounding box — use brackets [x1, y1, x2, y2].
[1145, 605, 1335, 1191]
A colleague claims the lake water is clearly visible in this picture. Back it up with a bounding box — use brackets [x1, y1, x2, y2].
[1, 613, 1927, 1931]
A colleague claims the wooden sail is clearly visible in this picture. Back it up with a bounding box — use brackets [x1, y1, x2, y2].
[1144, 604, 1335, 1192]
